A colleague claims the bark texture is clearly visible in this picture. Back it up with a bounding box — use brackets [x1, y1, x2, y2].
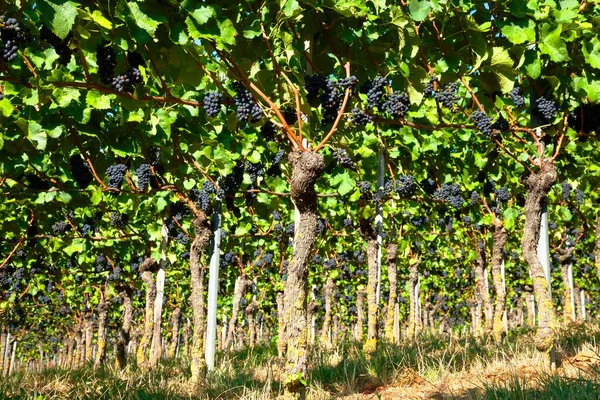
[189, 214, 212, 384]
[384, 243, 398, 342]
[167, 307, 181, 359]
[84, 315, 93, 363]
[319, 278, 334, 347]
[93, 299, 109, 368]
[115, 289, 133, 369]
[407, 258, 420, 340]
[558, 247, 576, 322]
[360, 218, 379, 354]
[245, 301, 259, 347]
[474, 240, 493, 335]
[283, 151, 324, 399]
[521, 161, 558, 352]
[491, 223, 508, 340]
[277, 292, 286, 356]
[595, 217, 600, 281]
[137, 258, 157, 368]
[356, 290, 365, 342]
[223, 275, 252, 350]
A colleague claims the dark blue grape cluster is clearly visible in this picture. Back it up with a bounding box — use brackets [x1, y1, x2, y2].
[395, 175, 416, 197]
[285, 223, 295, 235]
[381, 91, 410, 118]
[96, 253, 110, 273]
[324, 258, 336, 270]
[434, 183, 464, 207]
[110, 212, 128, 229]
[510, 87, 525, 108]
[321, 79, 344, 124]
[470, 191, 480, 205]
[273, 211, 281, 221]
[108, 266, 122, 281]
[343, 217, 352, 227]
[234, 82, 262, 123]
[135, 164, 152, 191]
[494, 186, 510, 204]
[411, 215, 429, 227]
[70, 155, 93, 189]
[175, 232, 189, 245]
[358, 181, 372, 200]
[575, 189, 584, 205]
[420, 178, 437, 195]
[97, 42, 117, 85]
[562, 181, 572, 201]
[462, 216, 472, 225]
[0, 17, 29, 62]
[568, 103, 600, 133]
[361, 76, 387, 109]
[111, 68, 142, 93]
[470, 110, 492, 136]
[245, 162, 264, 183]
[105, 164, 128, 189]
[491, 116, 509, 132]
[534, 97, 558, 122]
[190, 185, 212, 212]
[338, 76, 358, 89]
[424, 76, 438, 97]
[333, 148, 355, 169]
[304, 74, 328, 100]
[260, 121, 277, 141]
[435, 83, 459, 109]
[40, 26, 72, 65]
[316, 218, 327, 234]
[203, 91, 223, 117]
[351, 108, 372, 126]
[267, 150, 286, 176]
[52, 221, 70, 235]
[221, 251, 237, 267]
[549, 221, 558, 230]
[282, 108, 298, 125]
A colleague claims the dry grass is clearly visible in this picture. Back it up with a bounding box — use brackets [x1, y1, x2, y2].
[2, 323, 600, 399]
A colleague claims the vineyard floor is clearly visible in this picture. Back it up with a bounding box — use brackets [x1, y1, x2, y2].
[3, 323, 600, 399]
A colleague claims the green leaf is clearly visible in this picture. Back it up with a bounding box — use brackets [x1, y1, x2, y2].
[183, 179, 197, 190]
[86, 91, 113, 110]
[408, 0, 431, 22]
[489, 47, 517, 93]
[500, 19, 535, 45]
[0, 98, 14, 117]
[127, 2, 165, 36]
[538, 23, 569, 63]
[38, 0, 79, 40]
[330, 171, 355, 196]
[191, 6, 213, 25]
[582, 38, 600, 70]
[28, 122, 47, 150]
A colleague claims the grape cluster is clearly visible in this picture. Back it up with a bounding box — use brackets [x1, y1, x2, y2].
[234, 82, 262, 123]
[410, 215, 429, 227]
[70, 155, 93, 189]
[568, 103, 600, 134]
[175, 232, 190, 245]
[105, 164, 128, 189]
[338, 76, 358, 89]
[470, 191, 480, 205]
[494, 186, 510, 204]
[109, 212, 128, 229]
[510, 87, 525, 108]
[534, 97, 558, 122]
[97, 42, 117, 85]
[245, 162, 264, 183]
[304, 74, 328, 100]
[0, 17, 29, 62]
[561, 181, 572, 201]
[358, 181, 372, 200]
[343, 217, 352, 227]
[463, 216, 472, 225]
[112, 68, 142, 93]
[434, 183, 464, 207]
[491, 116, 509, 132]
[361, 76, 387, 109]
[135, 164, 152, 191]
[273, 211, 281, 221]
[285, 223, 295, 235]
[351, 108, 372, 126]
[260, 121, 277, 142]
[435, 83, 459, 110]
[40, 26, 72, 65]
[424, 76, 438, 97]
[95, 253, 109, 273]
[267, 150, 286, 176]
[52, 221, 70, 235]
[108, 267, 122, 281]
[549, 221, 558, 230]
[221, 251, 237, 267]
[395, 174, 416, 197]
[420, 178, 437, 195]
[26, 173, 50, 190]
[321, 79, 344, 124]
[203, 91, 223, 117]
[190, 184, 212, 212]
[381, 91, 410, 118]
[575, 189, 584, 205]
[333, 148, 355, 169]
[470, 110, 492, 136]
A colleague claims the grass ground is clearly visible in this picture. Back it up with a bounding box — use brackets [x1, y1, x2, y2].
[3, 323, 600, 399]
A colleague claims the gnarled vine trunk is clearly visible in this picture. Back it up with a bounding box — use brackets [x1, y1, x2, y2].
[85, 314, 93, 363]
[407, 259, 420, 340]
[384, 243, 398, 342]
[283, 151, 324, 399]
[356, 290, 365, 342]
[223, 275, 252, 351]
[595, 217, 600, 281]
[474, 240, 493, 335]
[360, 218, 379, 354]
[115, 289, 133, 369]
[189, 214, 211, 384]
[93, 298, 109, 368]
[319, 277, 334, 347]
[137, 258, 157, 368]
[521, 160, 557, 352]
[167, 307, 181, 359]
[491, 222, 508, 341]
[245, 301, 259, 347]
[277, 292, 286, 357]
